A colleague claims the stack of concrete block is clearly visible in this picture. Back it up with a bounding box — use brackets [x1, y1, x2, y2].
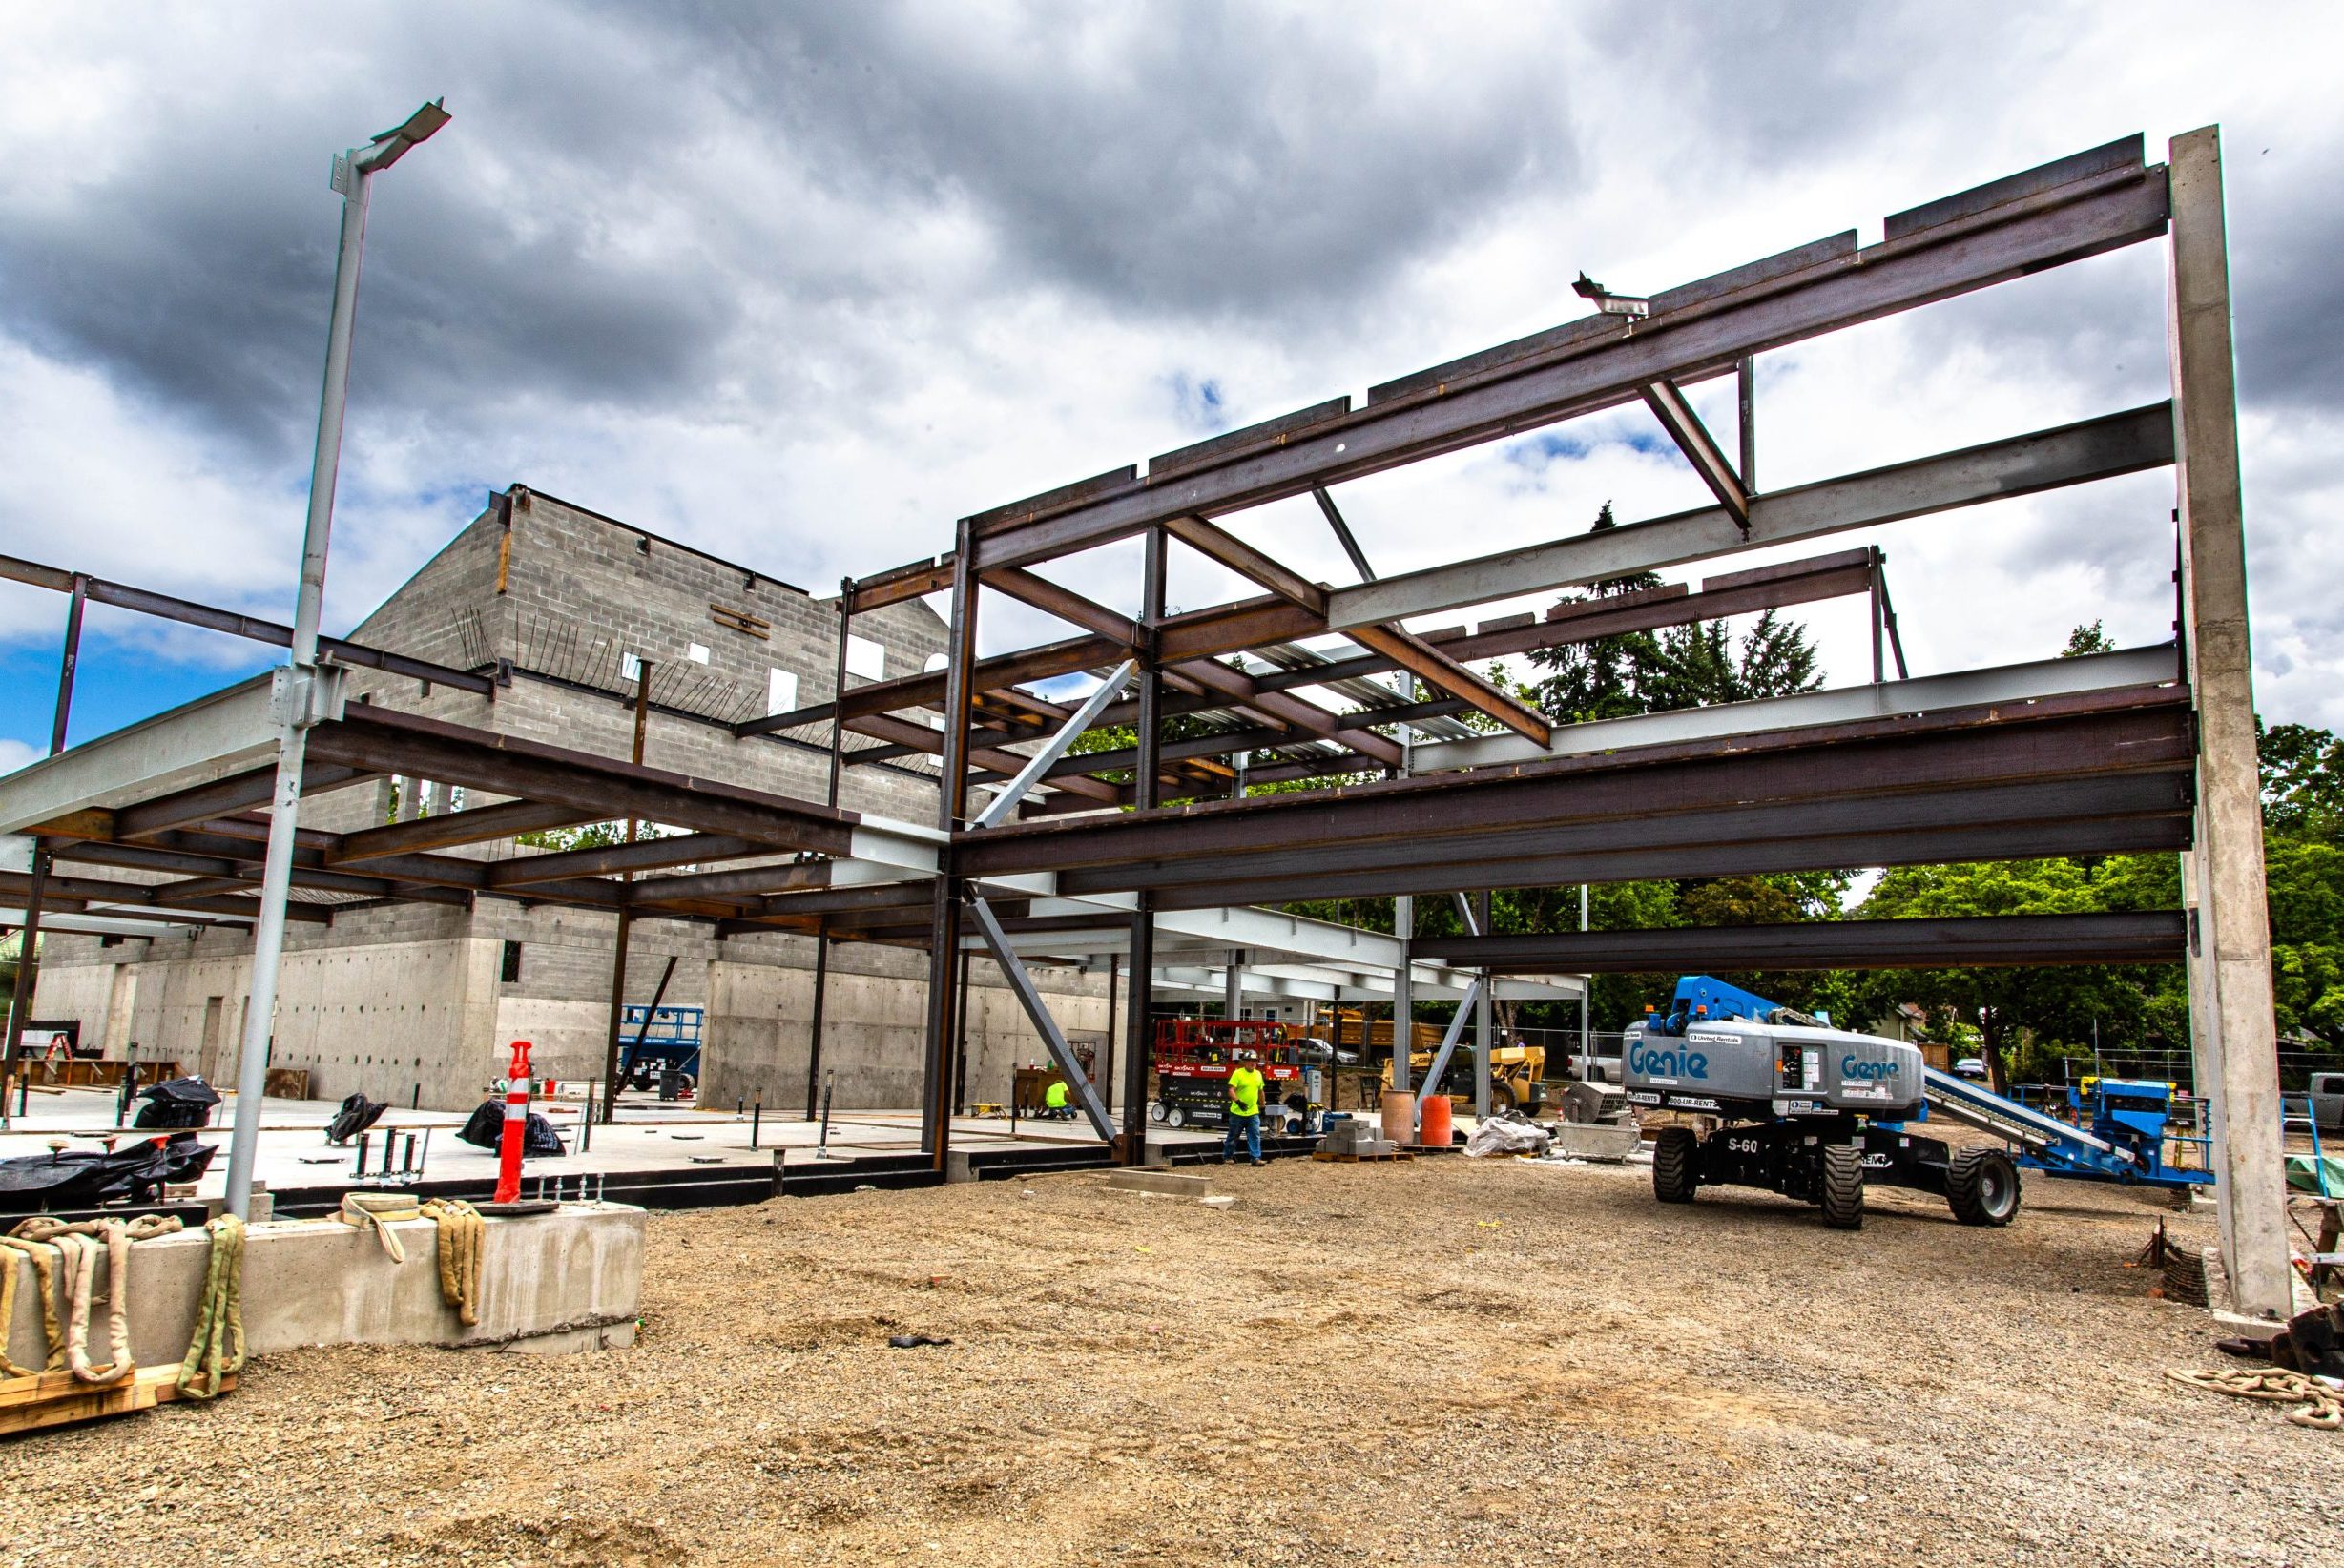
[1317, 1119, 1394, 1159]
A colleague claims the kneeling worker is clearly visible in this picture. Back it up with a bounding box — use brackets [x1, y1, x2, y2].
[1043, 1076, 1071, 1120]
[1223, 1050, 1266, 1166]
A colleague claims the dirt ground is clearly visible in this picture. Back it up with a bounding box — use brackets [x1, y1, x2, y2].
[9, 1154, 2341, 1567]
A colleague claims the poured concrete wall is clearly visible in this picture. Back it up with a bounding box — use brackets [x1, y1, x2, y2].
[3, 1204, 646, 1365]
[700, 939, 1110, 1112]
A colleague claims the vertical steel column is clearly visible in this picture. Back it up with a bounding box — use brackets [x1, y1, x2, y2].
[803, 927, 829, 1121]
[922, 526, 980, 1167]
[2, 578, 86, 1098]
[952, 948, 973, 1116]
[1101, 954, 1118, 1115]
[1119, 525, 1166, 1166]
[1580, 883, 1592, 1076]
[1472, 890, 1493, 1118]
[1870, 554, 1885, 684]
[1736, 357, 1757, 493]
[2167, 125, 2289, 1315]
[598, 664, 653, 1122]
[806, 578, 853, 1120]
[1390, 897, 1413, 1093]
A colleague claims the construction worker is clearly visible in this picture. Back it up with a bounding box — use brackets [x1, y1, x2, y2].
[1223, 1049, 1266, 1166]
[1043, 1076, 1071, 1120]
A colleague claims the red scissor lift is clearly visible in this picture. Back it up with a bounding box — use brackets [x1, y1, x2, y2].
[1148, 1018, 1307, 1129]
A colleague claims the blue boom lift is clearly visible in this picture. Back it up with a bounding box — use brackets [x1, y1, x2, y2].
[1624, 977, 2210, 1230]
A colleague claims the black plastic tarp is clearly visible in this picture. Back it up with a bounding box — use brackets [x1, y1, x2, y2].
[0, 1135, 218, 1211]
[133, 1076, 220, 1130]
[326, 1093, 388, 1145]
[456, 1100, 565, 1157]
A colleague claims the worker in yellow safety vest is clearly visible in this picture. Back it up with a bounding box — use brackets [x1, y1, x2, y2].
[1043, 1077, 1071, 1120]
[1223, 1051, 1266, 1166]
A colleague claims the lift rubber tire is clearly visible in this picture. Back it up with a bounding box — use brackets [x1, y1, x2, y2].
[1946, 1147, 2022, 1227]
[1652, 1126, 1700, 1204]
[1162, 1104, 1187, 1129]
[1147, 1102, 1167, 1124]
[1489, 1086, 1516, 1114]
[1819, 1143, 1865, 1230]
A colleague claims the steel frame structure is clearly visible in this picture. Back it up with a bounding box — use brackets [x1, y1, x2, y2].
[0, 128, 2288, 1312]
[821, 130, 2281, 1307]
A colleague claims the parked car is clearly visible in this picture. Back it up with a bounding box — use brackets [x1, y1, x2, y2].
[1570, 1044, 1623, 1084]
[1954, 1057, 1988, 1080]
[2309, 1071, 2344, 1133]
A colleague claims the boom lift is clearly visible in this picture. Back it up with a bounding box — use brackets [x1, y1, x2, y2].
[1624, 977, 2212, 1229]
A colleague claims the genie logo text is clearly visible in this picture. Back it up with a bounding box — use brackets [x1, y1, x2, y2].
[1841, 1056, 1901, 1082]
[1629, 1042, 1709, 1080]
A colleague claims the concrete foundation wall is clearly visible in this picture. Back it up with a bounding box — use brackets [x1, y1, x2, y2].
[701, 941, 1110, 1112]
[4, 1205, 645, 1365]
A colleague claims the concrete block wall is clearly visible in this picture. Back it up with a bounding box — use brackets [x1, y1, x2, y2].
[28, 485, 995, 1113]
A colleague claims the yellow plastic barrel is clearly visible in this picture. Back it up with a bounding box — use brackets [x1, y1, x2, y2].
[1380, 1089, 1416, 1146]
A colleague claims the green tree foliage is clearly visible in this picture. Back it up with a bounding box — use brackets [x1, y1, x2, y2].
[2062, 620, 2117, 657]
[2258, 720, 2344, 836]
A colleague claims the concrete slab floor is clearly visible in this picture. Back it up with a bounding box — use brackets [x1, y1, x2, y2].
[1, 1086, 1252, 1202]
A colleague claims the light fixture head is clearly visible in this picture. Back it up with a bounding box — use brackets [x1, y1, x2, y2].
[350, 97, 451, 175]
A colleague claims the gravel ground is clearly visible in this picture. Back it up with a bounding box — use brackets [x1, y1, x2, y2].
[8, 1154, 2340, 1567]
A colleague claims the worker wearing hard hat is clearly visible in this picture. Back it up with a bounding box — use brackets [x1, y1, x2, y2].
[1223, 1051, 1266, 1166]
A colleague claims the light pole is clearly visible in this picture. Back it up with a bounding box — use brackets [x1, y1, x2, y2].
[221, 100, 450, 1221]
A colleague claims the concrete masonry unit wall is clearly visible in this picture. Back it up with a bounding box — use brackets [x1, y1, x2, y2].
[30, 486, 1030, 1113]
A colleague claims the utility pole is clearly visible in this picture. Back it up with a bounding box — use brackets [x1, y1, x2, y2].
[221, 101, 450, 1222]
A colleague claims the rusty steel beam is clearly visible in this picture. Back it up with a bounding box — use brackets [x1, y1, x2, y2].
[846, 554, 957, 613]
[1346, 623, 1550, 745]
[1639, 378, 1750, 528]
[1415, 912, 2187, 973]
[106, 763, 368, 841]
[1057, 771, 2186, 899]
[330, 799, 591, 863]
[0, 553, 497, 695]
[957, 691, 2192, 879]
[1142, 815, 2189, 911]
[304, 705, 860, 855]
[487, 833, 767, 887]
[0, 869, 334, 924]
[963, 140, 2166, 571]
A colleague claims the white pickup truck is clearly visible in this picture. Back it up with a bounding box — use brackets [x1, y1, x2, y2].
[2311, 1071, 2344, 1134]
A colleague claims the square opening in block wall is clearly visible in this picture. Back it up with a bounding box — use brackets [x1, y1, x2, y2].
[501, 940, 523, 983]
[767, 669, 799, 715]
[844, 633, 885, 681]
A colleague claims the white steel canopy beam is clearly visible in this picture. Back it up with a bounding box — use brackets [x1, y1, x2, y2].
[1407, 645, 2179, 774]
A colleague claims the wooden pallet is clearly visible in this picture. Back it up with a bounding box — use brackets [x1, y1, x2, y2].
[1310, 1149, 1413, 1163]
[0, 1365, 235, 1438]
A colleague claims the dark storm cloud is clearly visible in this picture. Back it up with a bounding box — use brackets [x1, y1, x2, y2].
[659, 2, 1583, 314]
[0, 4, 1587, 470]
[0, 22, 741, 464]
[2231, 163, 2344, 413]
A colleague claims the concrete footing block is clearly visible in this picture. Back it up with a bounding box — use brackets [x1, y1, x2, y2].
[1546, 1123, 1643, 1162]
[5, 1202, 646, 1367]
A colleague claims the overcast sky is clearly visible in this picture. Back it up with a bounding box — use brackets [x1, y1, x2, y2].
[3, 1, 2340, 769]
